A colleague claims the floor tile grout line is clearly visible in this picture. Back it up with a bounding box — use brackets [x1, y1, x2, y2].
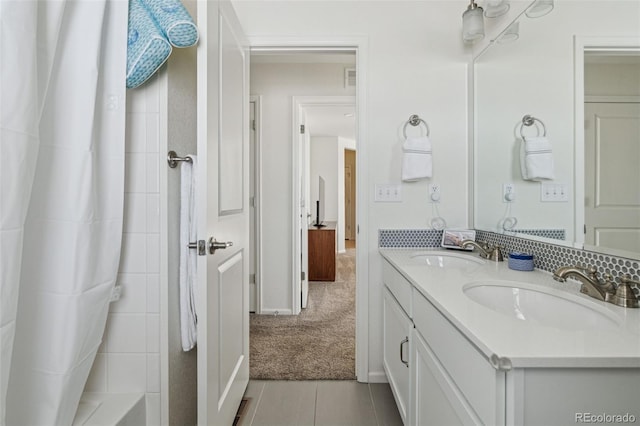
[313, 382, 319, 426]
[367, 383, 382, 426]
[247, 381, 265, 426]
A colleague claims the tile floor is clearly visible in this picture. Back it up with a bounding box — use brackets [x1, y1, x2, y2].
[241, 380, 402, 426]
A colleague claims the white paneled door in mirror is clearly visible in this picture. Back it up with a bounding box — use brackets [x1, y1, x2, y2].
[585, 102, 640, 258]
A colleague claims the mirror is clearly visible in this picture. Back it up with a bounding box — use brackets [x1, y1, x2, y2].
[473, 0, 640, 259]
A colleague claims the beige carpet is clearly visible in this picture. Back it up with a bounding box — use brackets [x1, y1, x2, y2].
[249, 248, 356, 380]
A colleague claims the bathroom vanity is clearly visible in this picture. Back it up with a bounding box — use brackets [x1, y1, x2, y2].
[380, 249, 640, 426]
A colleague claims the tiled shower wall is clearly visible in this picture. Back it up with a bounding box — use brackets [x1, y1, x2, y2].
[83, 74, 162, 424]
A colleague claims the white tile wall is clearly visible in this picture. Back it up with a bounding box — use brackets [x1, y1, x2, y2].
[84, 74, 163, 424]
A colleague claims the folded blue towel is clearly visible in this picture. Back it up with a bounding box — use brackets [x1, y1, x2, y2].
[141, 0, 199, 47]
[126, 0, 172, 88]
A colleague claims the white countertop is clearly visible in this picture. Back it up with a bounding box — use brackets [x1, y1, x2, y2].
[380, 248, 640, 368]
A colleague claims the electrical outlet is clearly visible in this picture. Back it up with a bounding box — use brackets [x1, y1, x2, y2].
[374, 184, 402, 202]
[541, 183, 569, 202]
[428, 184, 441, 203]
[503, 183, 516, 203]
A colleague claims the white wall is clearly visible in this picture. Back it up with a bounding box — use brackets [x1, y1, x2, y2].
[310, 136, 339, 222]
[474, 1, 640, 240]
[250, 62, 355, 313]
[238, 1, 470, 380]
[83, 74, 162, 425]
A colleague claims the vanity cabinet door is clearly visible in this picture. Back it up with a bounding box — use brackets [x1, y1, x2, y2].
[412, 330, 481, 426]
[383, 286, 412, 424]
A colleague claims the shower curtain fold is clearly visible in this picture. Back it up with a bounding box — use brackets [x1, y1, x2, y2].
[1, 1, 128, 425]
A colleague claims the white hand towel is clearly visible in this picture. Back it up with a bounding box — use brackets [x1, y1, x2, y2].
[520, 136, 554, 181]
[179, 155, 198, 351]
[402, 136, 432, 182]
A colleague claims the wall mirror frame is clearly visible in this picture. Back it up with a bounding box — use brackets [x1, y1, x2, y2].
[472, 1, 640, 260]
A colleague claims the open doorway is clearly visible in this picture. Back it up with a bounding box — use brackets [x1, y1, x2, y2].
[248, 50, 359, 380]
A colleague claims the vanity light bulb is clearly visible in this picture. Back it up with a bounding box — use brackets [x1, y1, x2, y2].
[463, 6, 485, 42]
[484, 0, 510, 18]
[497, 21, 520, 44]
[525, 0, 554, 18]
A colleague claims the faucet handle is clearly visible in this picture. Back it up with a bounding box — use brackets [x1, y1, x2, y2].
[608, 275, 639, 308]
[620, 275, 640, 287]
[600, 273, 616, 293]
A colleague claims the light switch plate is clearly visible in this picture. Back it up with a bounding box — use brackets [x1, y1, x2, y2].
[375, 184, 402, 202]
[541, 183, 569, 202]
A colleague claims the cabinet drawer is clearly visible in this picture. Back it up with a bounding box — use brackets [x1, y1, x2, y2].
[382, 260, 412, 317]
[413, 292, 505, 426]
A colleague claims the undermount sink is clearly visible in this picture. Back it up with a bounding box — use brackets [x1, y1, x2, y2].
[463, 280, 621, 330]
[410, 251, 485, 269]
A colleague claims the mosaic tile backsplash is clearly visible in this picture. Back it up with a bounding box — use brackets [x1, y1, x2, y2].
[513, 229, 565, 241]
[378, 229, 639, 283]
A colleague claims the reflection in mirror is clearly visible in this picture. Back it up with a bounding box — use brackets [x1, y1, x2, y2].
[473, 1, 640, 259]
[582, 51, 640, 258]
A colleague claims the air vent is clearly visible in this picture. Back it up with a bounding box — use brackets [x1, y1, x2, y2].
[345, 68, 356, 88]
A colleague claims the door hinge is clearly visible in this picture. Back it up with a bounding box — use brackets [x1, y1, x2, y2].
[584, 224, 587, 234]
[300, 124, 305, 134]
[250, 196, 255, 207]
[357, 225, 359, 234]
[252, 119, 256, 131]
[250, 273, 256, 284]
[301, 271, 306, 281]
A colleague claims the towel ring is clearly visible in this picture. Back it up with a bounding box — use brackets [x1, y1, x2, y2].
[403, 114, 430, 139]
[519, 115, 547, 138]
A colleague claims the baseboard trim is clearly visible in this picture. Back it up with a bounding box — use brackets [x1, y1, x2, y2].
[367, 371, 388, 383]
[257, 309, 293, 316]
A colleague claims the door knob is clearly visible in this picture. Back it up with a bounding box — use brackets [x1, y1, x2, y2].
[208, 237, 233, 255]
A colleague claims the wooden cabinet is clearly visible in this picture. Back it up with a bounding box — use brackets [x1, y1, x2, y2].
[308, 223, 336, 281]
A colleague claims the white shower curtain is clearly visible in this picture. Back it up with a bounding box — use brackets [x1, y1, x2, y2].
[0, 1, 127, 424]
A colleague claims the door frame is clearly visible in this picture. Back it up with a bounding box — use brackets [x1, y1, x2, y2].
[293, 95, 356, 314]
[573, 36, 640, 253]
[249, 37, 370, 382]
[250, 95, 263, 313]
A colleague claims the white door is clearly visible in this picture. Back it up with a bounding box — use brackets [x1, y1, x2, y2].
[197, 1, 249, 424]
[299, 111, 310, 309]
[585, 102, 640, 255]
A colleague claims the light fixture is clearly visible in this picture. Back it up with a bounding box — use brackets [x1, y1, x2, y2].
[525, 0, 554, 18]
[497, 21, 519, 43]
[484, 0, 510, 18]
[462, 0, 485, 42]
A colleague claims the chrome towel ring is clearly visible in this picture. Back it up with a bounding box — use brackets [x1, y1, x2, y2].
[519, 114, 547, 138]
[403, 114, 430, 139]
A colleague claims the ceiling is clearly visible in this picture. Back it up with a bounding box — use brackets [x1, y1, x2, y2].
[305, 105, 356, 140]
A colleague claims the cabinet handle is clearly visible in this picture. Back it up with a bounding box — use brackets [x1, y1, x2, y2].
[400, 337, 409, 367]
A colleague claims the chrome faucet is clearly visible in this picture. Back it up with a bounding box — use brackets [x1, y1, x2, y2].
[459, 239, 504, 262]
[553, 265, 639, 308]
